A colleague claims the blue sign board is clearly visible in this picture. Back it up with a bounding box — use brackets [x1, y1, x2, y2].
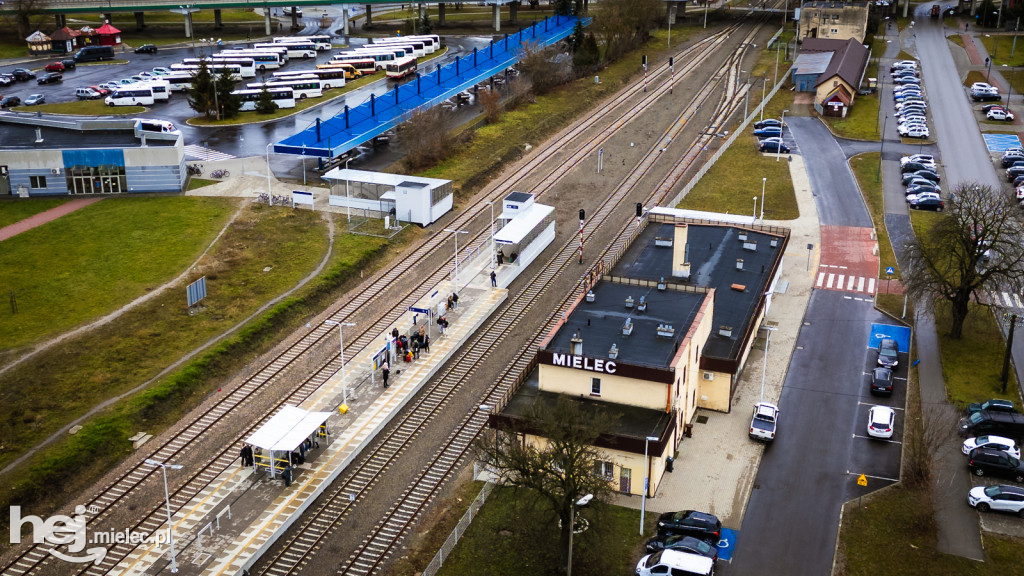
[885, 266, 895, 275]
[868, 323, 911, 352]
[186, 276, 206, 307]
[408, 306, 431, 314]
[716, 528, 738, 562]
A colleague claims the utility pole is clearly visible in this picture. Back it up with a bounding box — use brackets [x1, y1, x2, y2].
[1002, 313, 1018, 393]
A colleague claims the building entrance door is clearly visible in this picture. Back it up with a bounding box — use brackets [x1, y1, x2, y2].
[619, 468, 631, 493]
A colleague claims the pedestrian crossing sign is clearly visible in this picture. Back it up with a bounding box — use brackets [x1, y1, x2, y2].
[885, 267, 895, 275]
[857, 474, 868, 486]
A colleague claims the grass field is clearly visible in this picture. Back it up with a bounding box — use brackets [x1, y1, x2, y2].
[838, 485, 1024, 576]
[849, 152, 899, 277]
[12, 100, 144, 116]
[0, 198, 69, 229]
[935, 301, 1018, 409]
[978, 33, 1024, 67]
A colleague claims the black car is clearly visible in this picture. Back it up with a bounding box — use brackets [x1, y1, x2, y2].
[644, 534, 719, 561]
[1002, 154, 1024, 168]
[974, 92, 1002, 102]
[754, 119, 783, 130]
[909, 196, 945, 211]
[901, 161, 932, 174]
[0, 95, 20, 108]
[902, 170, 940, 185]
[656, 510, 722, 543]
[906, 183, 940, 196]
[969, 447, 1024, 483]
[968, 399, 1017, 415]
[1007, 166, 1024, 181]
[37, 72, 62, 85]
[871, 367, 894, 395]
[11, 68, 35, 81]
[759, 140, 790, 153]
[61, 58, 76, 70]
[134, 44, 158, 54]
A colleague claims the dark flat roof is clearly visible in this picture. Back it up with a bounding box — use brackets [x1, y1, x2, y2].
[611, 223, 782, 362]
[546, 279, 706, 369]
[0, 124, 173, 150]
[506, 191, 532, 203]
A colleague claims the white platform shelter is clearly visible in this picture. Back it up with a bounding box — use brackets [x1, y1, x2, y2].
[322, 168, 454, 226]
[245, 405, 332, 477]
[494, 192, 555, 273]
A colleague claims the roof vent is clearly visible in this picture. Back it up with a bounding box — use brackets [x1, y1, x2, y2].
[736, 258, 744, 270]
[570, 331, 583, 356]
[658, 277, 667, 291]
[731, 283, 746, 292]
[625, 295, 634, 309]
[655, 235, 673, 247]
[657, 324, 675, 338]
[738, 233, 748, 242]
[586, 290, 595, 303]
[637, 296, 647, 312]
[743, 241, 757, 252]
[770, 238, 778, 248]
[719, 325, 733, 338]
[622, 317, 634, 336]
[609, 343, 619, 359]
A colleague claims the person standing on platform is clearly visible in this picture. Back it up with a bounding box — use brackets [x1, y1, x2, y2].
[282, 465, 292, 487]
[490, 270, 497, 287]
[498, 249, 504, 265]
[412, 339, 420, 359]
[382, 360, 390, 388]
[423, 334, 430, 353]
[452, 292, 459, 308]
[240, 445, 253, 467]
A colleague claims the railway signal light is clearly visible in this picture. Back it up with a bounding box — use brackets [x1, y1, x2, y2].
[578, 209, 585, 264]
[635, 203, 643, 217]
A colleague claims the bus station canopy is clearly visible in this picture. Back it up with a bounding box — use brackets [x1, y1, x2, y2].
[245, 405, 331, 453]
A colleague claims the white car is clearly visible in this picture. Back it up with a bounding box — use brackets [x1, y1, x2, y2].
[968, 484, 1024, 516]
[972, 81, 994, 91]
[897, 116, 927, 125]
[900, 126, 931, 138]
[749, 402, 780, 442]
[901, 154, 936, 166]
[867, 406, 895, 439]
[898, 123, 928, 134]
[151, 67, 172, 76]
[988, 109, 1015, 121]
[963, 435, 1021, 458]
[1016, 186, 1024, 200]
[906, 192, 941, 203]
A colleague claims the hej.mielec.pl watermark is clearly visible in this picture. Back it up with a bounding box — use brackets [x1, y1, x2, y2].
[10, 505, 167, 565]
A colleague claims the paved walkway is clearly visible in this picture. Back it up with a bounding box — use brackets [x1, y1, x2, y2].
[0, 197, 102, 242]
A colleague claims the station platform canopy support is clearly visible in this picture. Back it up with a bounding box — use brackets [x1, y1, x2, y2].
[272, 14, 583, 159]
[244, 405, 332, 477]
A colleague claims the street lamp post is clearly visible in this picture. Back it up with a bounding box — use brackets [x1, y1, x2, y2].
[488, 200, 496, 269]
[703, 0, 710, 29]
[640, 435, 659, 535]
[759, 76, 767, 121]
[876, 115, 888, 182]
[265, 142, 273, 197]
[567, 493, 593, 576]
[344, 157, 354, 223]
[144, 459, 183, 573]
[759, 326, 778, 401]
[442, 228, 469, 295]
[324, 320, 356, 405]
[753, 196, 758, 219]
[777, 109, 789, 162]
[760, 177, 767, 221]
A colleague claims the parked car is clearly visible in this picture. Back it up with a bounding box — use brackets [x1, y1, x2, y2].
[22, 93, 45, 105]
[897, 116, 927, 126]
[959, 410, 1024, 438]
[968, 399, 1017, 415]
[906, 184, 941, 196]
[867, 406, 896, 439]
[0, 95, 21, 107]
[134, 44, 158, 54]
[75, 87, 102, 100]
[61, 58, 76, 70]
[749, 402, 780, 441]
[902, 169, 940, 184]
[982, 104, 1008, 114]
[1001, 154, 1024, 167]
[870, 367, 894, 394]
[636, 550, 715, 576]
[909, 196, 944, 210]
[968, 484, 1024, 516]
[11, 68, 35, 81]
[88, 85, 110, 96]
[894, 76, 921, 85]
[0, 74, 13, 86]
[754, 118, 784, 129]
[44, 61, 65, 72]
[644, 534, 720, 560]
[901, 161, 933, 174]
[905, 178, 941, 192]
[906, 191, 941, 204]
[968, 447, 1024, 482]
[656, 510, 722, 542]
[973, 90, 1001, 102]
[36, 72, 62, 85]
[963, 435, 1021, 458]
[972, 82, 995, 91]
[759, 139, 790, 153]
[151, 67, 172, 75]
[901, 126, 931, 138]
[753, 126, 783, 138]
[1007, 166, 1024, 181]
[988, 108, 1016, 121]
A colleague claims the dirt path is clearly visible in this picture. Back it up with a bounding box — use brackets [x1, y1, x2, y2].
[0, 197, 103, 242]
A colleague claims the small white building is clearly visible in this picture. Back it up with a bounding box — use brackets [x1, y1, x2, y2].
[322, 168, 453, 227]
[494, 191, 555, 272]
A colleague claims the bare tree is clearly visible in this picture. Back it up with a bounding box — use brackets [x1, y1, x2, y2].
[590, 0, 663, 62]
[1, 0, 49, 40]
[477, 87, 502, 124]
[399, 107, 456, 171]
[516, 42, 572, 95]
[476, 396, 617, 573]
[903, 183, 1024, 338]
[903, 404, 959, 489]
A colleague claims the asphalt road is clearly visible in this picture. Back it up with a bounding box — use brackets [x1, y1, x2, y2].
[723, 291, 897, 576]
[786, 117, 874, 227]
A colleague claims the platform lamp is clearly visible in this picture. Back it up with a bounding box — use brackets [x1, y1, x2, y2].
[324, 320, 356, 406]
[443, 228, 469, 295]
[144, 459, 183, 573]
[777, 109, 789, 162]
[640, 435, 660, 535]
[760, 177, 767, 221]
[567, 493, 593, 576]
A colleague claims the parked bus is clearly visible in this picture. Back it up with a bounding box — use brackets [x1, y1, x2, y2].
[373, 39, 427, 58]
[402, 34, 440, 52]
[385, 56, 418, 79]
[182, 57, 256, 78]
[216, 51, 282, 71]
[353, 46, 408, 60]
[170, 63, 243, 81]
[139, 79, 171, 101]
[321, 58, 376, 77]
[162, 71, 196, 91]
[232, 87, 296, 111]
[274, 35, 332, 51]
[335, 50, 395, 68]
[273, 68, 347, 88]
[105, 85, 155, 106]
[246, 78, 323, 99]
[256, 41, 316, 59]
[228, 45, 289, 63]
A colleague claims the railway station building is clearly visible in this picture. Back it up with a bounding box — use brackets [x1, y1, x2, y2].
[489, 213, 788, 497]
[322, 168, 453, 227]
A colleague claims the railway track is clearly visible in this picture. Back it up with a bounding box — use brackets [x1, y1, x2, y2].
[256, 22, 762, 576]
[1, 19, 750, 576]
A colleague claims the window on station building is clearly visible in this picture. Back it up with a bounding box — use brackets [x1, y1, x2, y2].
[590, 377, 601, 396]
[30, 175, 46, 188]
[594, 461, 614, 480]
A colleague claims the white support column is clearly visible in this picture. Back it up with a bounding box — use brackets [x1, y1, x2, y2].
[343, 6, 350, 35]
[264, 7, 272, 36]
[493, 3, 501, 32]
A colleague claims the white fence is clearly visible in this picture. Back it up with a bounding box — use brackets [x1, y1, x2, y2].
[422, 482, 495, 576]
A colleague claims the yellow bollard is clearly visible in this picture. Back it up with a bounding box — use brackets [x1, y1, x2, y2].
[339, 404, 349, 415]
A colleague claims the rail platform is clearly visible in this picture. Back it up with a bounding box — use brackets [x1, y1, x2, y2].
[273, 14, 581, 158]
[114, 246, 517, 576]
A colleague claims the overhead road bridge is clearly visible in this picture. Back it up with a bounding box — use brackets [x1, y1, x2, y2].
[273, 14, 581, 159]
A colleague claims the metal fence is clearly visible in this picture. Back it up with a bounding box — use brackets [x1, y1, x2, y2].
[422, 481, 495, 576]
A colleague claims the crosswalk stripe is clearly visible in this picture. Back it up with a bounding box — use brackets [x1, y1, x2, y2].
[827, 274, 835, 288]
[857, 277, 865, 292]
[1004, 292, 1014, 307]
[868, 278, 876, 294]
[817, 272, 825, 287]
[847, 275, 855, 290]
[1015, 294, 1023, 308]
[183, 144, 236, 162]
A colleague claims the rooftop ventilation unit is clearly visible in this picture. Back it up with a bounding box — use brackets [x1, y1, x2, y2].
[770, 238, 778, 248]
[609, 343, 619, 359]
[738, 233, 748, 242]
[637, 296, 647, 312]
[622, 317, 634, 336]
[743, 241, 757, 252]
[657, 324, 675, 338]
[718, 325, 733, 338]
[586, 290, 595, 303]
[658, 277, 667, 291]
[570, 331, 583, 356]
[625, 295, 634, 309]
[736, 259, 744, 271]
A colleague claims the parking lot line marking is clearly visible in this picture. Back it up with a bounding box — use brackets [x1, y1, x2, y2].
[852, 434, 903, 445]
[817, 272, 825, 287]
[857, 277, 865, 292]
[867, 278, 876, 293]
[847, 471, 901, 482]
[827, 273, 835, 288]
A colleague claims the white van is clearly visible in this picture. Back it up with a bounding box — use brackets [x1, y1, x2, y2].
[133, 118, 181, 140]
[140, 80, 171, 102]
[75, 87, 102, 100]
[636, 550, 714, 576]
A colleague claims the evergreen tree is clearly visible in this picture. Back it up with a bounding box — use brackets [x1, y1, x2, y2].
[215, 72, 242, 119]
[553, 0, 572, 16]
[418, 11, 433, 34]
[254, 85, 278, 114]
[187, 60, 216, 118]
[573, 32, 600, 70]
[570, 19, 584, 52]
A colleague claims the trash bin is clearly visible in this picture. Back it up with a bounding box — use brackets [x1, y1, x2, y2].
[666, 457, 674, 473]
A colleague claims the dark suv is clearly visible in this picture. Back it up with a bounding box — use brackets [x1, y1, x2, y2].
[656, 510, 722, 543]
[871, 367, 894, 395]
[968, 447, 1024, 483]
[11, 68, 35, 81]
[959, 410, 1024, 438]
[969, 399, 1017, 415]
[877, 338, 899, 368]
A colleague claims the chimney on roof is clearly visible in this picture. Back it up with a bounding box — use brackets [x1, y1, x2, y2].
[570, 331, 583, 356]
[672, 224, 691, 279]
